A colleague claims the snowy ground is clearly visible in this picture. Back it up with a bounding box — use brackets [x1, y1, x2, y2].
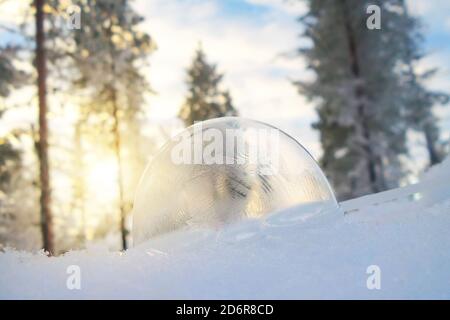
[1, 159, 450, 299]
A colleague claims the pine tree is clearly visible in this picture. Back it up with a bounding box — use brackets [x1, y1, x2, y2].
[67, 0, 154, 250]
[179, 47, 238, 126]
[34, 0, 55, 254]
[295, 0, 430, 199]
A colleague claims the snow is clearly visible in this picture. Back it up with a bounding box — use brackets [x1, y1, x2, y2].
[1, 158, 450, 299]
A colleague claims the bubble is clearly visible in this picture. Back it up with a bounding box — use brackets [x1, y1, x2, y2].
[132, 117, 338, 244]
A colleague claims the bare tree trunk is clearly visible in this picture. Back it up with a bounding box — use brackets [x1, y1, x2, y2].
[341, 0, 380, 195]
[73, 120, 87, 244]
[424, 122, 441, 165]
[111, 90, 127, 250]
[35, 0, 54, 255]
[104, 18, 128, 250]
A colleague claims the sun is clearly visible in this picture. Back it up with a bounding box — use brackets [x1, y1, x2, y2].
[86, 156, 119, 203]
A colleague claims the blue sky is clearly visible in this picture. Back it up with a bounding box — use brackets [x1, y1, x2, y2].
[221, 0, 270, 16]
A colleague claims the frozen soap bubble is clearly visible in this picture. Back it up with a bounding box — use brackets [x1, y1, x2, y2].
[132, 117, 338, 244]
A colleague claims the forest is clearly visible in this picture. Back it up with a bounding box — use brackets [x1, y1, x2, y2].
[0, 0, 448, 255]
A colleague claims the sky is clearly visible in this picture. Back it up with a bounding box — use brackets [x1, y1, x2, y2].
[131, 0, 450, 162]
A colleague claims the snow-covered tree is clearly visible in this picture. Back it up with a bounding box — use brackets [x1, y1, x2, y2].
[295, 0, 436, 199]
[0, 45, 31, 249]
[179, 47, 237, 126]
[66, 0, 155, 250]
[0, 46, 23, 180]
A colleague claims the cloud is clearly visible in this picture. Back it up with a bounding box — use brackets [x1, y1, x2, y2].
[406, 0, 450, 38]
[406, 0, 433, 16]
[133, 0, 318, 154]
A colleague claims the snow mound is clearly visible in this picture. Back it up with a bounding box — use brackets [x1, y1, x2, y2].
[421, 156, 450, 183]
[1, 158, 450, 299]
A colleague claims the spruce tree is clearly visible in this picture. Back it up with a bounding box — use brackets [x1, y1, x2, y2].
[179, 47, 238, 126]
[295, 0, 437, 199]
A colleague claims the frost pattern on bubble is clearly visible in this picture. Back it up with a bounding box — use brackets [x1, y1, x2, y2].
[132, 117, 338, 244]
